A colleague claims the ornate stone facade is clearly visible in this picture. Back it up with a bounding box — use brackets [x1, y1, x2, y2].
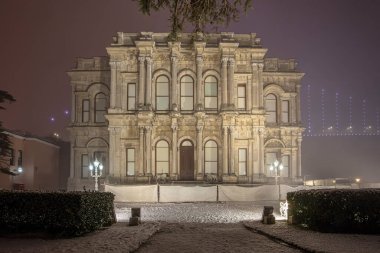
[67, 32, 304, 190]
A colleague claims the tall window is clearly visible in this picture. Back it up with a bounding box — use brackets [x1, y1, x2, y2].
[156, 76, 169, 110]
[126, 148, 135, 176]
[128, 83, 136, 110]
[204, 76, 218, 110]
[265, 94, 277, 123]
[237, 84, 246, 110]
[82, 99, 90, 122]
[180, 75, 194, 111]
[238, 148, 247, 176]
[282, 100, 289, 123]
[95, 93, 107, 123]
[281, 155, 289, 177]
[265, 152, 277, 177]
[81, 154, 89, 178]
[156, 140, 169, 174]
[9, 148, 14, 166]
[17, 150, 23, 167]
[204, 140, 218, 174]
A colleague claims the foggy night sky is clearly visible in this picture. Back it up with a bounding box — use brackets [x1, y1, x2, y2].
[0, 0, 379, 181]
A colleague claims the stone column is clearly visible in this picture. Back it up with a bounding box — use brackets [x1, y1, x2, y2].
[69, 142, 75, 178]
[138, 56, 145, 107]
[221, 57, 228, 107]
[145, 126, 152, 174]
[229, 126, 235, 174]
[196, 56, 203, 109]
[171, 125, 178, 175]
[139, 127, 145, 175]
[108, 128, 116, 176]
[223, 126, 229, 175]
[297, 137, 302, 177]
[258, 128, 265, 176]
[171, 56, 178, 108]
[296, 84, 301, 123]
[115, 62, 122, 108]
[110, 61, 117, 108]
[70, 85, 76, 123]
[257, 63, 264, 109]
[291, 97, 297, 123]
[251, 62, 259, 110]
[196, 126, 203, 175]
[146, 57, 152, 107]
[228, 58, 235, 106]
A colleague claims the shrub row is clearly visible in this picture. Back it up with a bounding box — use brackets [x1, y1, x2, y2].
[0, 191, 116, 236]
[287, 189, 380, 234]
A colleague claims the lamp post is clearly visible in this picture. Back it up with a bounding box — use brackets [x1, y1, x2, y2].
[89, 158, 103, 191]
[11, 167, 23, 190]
[270, 160, 283, 201]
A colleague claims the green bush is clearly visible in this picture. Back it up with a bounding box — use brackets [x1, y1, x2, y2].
[287, 189, 380, 234]
[0, 191, 116, 236]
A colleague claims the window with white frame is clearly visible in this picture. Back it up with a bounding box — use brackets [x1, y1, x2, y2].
[180, 75, 194, 111]
[81, 154, 89, 178]
[156, 76, 170, 111]
[238, 148, 247, 176]
[95, 93, 107, 123]
[282, 100, 289, 123]
[82, 99, 90, 122]
[281, 155, 289, 177]
[127, 83, 136, 110]
[126, 148, 135, 176]
[204, 76, 218, 110]
[265, 152, 277, 177]
[156, 140, 169, 174]
[204, 140, 218, 174]
[265, 94, 277, 123]
[237, 84, 246, 110]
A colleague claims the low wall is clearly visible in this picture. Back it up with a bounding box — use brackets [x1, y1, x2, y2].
[105, 184, 158, 202]
[105, 184, 365, 202]
[160, 185, 217, 202]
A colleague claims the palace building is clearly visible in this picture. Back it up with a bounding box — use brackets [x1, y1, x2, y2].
[67, 32, 304, 191]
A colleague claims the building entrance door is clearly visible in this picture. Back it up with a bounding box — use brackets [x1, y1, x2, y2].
[180, 140, 194, 180]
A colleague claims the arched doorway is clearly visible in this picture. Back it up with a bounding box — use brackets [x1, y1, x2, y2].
[180, 140, 194, 180]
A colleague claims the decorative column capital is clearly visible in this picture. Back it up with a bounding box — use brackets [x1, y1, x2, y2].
[171, 55, 178, 63]
[145, 56, 152, 64]
[196, 55, 203, 64]
[138, 56, 145, 63]
[221, 57, 229, 65]
[258, 128, 266, 136]
[228, 58, 235, 66]
[109, 61, 117, 68]
[196, 125, 203, 132]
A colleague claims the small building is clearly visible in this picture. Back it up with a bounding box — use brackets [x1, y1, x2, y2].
[0, 130, 67, 190]
[67, 32, 304, 191]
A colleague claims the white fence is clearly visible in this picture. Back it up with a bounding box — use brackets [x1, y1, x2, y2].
[106, 184, 371, 203]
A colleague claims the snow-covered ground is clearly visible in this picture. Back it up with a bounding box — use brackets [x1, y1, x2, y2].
[115, 201, 286, 223]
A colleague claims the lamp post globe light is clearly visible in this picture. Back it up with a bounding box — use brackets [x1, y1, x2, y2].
[269, 159, 283, 200]
[89, 158, 103, 191]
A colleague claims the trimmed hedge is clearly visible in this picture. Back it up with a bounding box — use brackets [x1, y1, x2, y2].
[287, 189, 380, 234]
[0, 191, 116, 236]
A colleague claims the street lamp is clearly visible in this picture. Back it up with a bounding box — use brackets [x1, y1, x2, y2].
[89, 158, 103, 191]
[270, 160, 283, 200]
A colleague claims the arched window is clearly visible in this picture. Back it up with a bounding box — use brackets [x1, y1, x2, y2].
[204, 76, 218, 110]
[204, 140, 218, 174]
[265, 94, 277, 123]
[156, 140, 169, 174]
[180, 75, 194, 111]
[156, 75, 169, 110]
[95, 93, 107, 123]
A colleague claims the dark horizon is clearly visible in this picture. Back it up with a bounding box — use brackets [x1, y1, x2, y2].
[1, 0, 379, 181]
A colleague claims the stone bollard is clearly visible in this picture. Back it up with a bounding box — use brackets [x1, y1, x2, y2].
[262, 206, 276, 224]
[129, 207, 141, 226]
